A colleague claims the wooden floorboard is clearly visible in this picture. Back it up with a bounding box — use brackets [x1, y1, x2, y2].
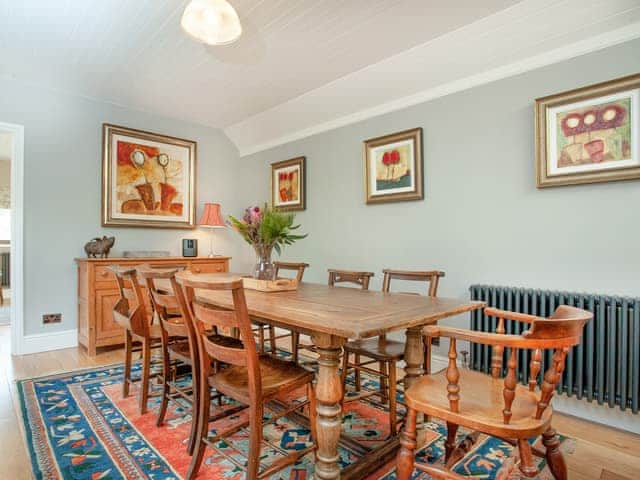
[1, 325, 639, 479]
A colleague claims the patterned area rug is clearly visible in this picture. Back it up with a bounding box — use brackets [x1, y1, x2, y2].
[17, 351, 574, 479]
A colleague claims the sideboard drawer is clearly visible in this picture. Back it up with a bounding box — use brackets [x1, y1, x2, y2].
[95, 265, 116, 282]
[189, 262, 225, 274]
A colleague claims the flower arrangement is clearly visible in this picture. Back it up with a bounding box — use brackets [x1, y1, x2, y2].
[228, 204, 307, 279]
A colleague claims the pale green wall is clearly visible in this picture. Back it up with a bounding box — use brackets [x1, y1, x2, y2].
[234, 39, 640, 316]
[0, 77, 244, 335]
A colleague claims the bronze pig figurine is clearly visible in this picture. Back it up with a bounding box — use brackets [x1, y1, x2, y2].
[84, 236, 115, 258]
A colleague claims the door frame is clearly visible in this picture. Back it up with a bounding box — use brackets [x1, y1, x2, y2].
[0, 121, 24, 355]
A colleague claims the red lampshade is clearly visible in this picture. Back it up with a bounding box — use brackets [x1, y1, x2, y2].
[199, 203, 225, 228]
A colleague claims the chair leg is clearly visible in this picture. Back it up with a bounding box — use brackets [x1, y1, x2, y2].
[518, 438, 538, 477]
[388, 360, 397, 436]
[123, 330, 132, 398]
[354, 354, 361, 390]
[247, 405, 263, 480]
[379, 361, 389, 405]
[186, 359, 200, 456]
[139, 339, 152, 415]
[423, 335, 432, 375]
[542, 427, 567, 480]
[308, 382, 318, 451]
[340, 350, 349, 409]
[292, 332, 300, 363]
[444, 422, 459, 463]
[258, 325, 265, 354]
[156, 333, 171, 427]
[396, 407, 417, 480]
[268, 326, 276, 354]
[187, 366, 211, 480]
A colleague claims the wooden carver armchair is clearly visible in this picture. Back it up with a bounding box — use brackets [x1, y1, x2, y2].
[396, 305, 592, 480]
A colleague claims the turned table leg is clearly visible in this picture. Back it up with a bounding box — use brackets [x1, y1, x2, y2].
[313, 333, 346, 480]
[404, 326, 426, 426]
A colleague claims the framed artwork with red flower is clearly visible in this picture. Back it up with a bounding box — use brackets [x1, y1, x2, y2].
[364, 127, 423, 204]
[102, 124, 196, 228]
[535, 73, 640, 188]
[271, 156, 305, 211]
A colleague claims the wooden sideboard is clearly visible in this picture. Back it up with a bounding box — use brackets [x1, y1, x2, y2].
[76, 256, 230, 356]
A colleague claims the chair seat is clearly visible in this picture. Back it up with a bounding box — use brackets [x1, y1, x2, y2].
[168, 340, 192, 364]
[405, 368, 553, 438]
[209, 355, 314, 403]
[344, 337, 406, 361]
[149, 324, 163, 339]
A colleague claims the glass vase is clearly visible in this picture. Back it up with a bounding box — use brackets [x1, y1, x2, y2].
[253, 244, 275, 280]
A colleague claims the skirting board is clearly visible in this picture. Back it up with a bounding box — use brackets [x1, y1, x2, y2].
[19, 329, 78, 355]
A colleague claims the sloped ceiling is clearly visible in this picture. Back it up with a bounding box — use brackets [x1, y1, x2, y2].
[1, 0, 639, 155]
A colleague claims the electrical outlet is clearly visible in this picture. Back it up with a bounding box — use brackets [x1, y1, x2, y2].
[43, 313, 62, 324]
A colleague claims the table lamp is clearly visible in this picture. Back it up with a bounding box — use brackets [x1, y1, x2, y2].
[199, 203, 225, 257]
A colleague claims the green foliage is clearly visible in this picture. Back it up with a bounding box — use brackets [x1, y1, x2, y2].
[228, 204, 307, 255]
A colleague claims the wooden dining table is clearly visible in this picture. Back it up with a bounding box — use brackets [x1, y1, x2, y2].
[183, 276, 485, 480]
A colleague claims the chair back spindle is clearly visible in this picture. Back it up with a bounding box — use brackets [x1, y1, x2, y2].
[446, 338, 460, 413]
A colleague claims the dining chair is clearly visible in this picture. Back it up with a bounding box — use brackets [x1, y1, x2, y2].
[254, 261, 309, 360]
[177, 272, 317, 480]
[341, 269, 444, 435]
[293, 269, 376, 368]
[137, 265, 200, 455]
[109, 265, 162, 414]
[396, 305, 592, 480]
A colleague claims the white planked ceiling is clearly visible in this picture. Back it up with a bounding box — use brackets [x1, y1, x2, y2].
[0, 0, 520, 127]
[1, 1, 639, 155]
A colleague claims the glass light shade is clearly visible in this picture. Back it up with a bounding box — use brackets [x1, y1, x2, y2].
[181, 0, 242, 46]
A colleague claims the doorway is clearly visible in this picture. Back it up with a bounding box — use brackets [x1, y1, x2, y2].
[0, 122, 23, 355]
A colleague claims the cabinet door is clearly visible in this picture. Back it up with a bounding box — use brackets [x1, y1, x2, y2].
[96, 290, 124, 345]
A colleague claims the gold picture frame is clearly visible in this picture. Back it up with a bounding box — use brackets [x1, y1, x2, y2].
[102, 123, 197, 228]
[535, 73, 640, 188]
[364, 127, 423, 204]
[271, 156, 306, 211]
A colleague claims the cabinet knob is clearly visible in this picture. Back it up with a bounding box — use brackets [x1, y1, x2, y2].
[194, 268, 201, 273]
[100, 271, 109, 277]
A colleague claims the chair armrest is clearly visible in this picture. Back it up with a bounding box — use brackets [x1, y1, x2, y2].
[484, 307, 540, 324]
[424, 325, 528, 348]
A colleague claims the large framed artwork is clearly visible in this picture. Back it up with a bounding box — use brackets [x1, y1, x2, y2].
[364, 127, 423, 204]
[102, 124, 196, 228]
[271, 156, 306, 211]
[535, 73, 640, 188]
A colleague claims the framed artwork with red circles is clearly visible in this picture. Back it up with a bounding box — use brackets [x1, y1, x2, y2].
[535, 73, 640, 187]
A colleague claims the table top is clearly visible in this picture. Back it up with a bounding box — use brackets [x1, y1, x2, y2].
[176, 273, 484, 340]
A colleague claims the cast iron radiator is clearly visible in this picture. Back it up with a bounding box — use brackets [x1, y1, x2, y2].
[0, 252, 8, 287]
[469, 285, 639, 413]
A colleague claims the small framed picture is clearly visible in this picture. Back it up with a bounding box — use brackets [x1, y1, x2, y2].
[364, 127, 423, 204]
[271, 156, 306, 211]
[535, 73, 640, 188]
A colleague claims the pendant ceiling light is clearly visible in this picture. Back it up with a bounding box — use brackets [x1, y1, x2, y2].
[181, 0, 242, 46]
